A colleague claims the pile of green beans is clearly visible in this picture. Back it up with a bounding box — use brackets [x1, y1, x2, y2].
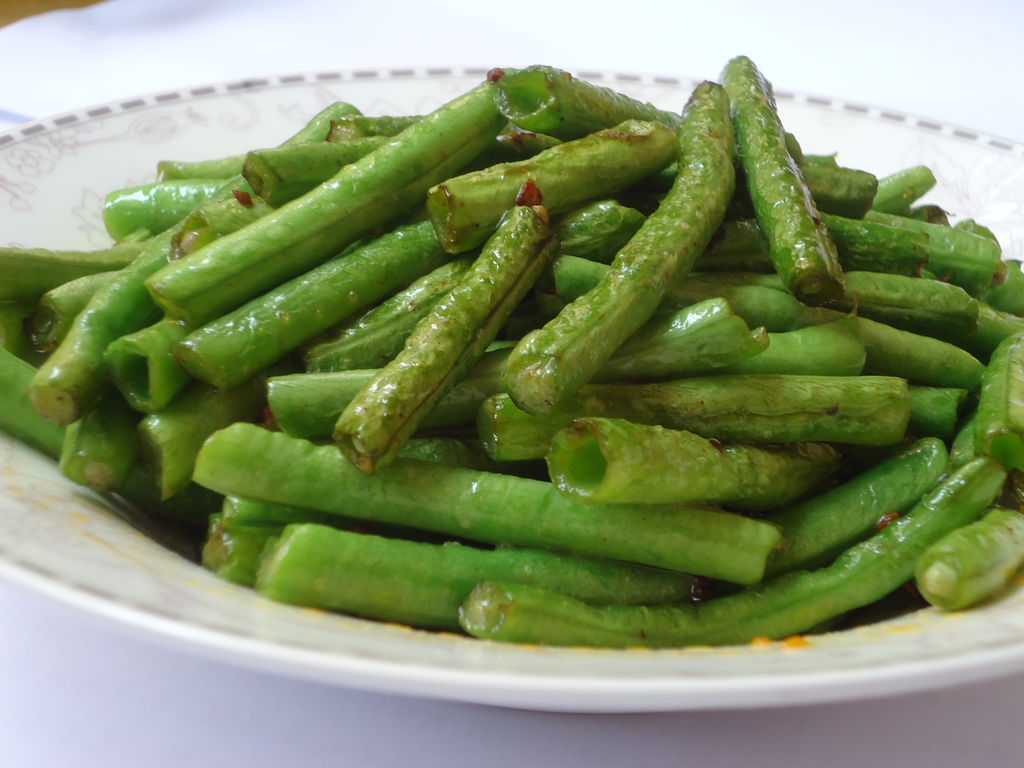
[3, 58, 1024, 650]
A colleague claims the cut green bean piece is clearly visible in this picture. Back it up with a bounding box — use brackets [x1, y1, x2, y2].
[554, 200, 646, 264]
[594, 298, 767, 381]
[480, 374, 910, 462]
[0, 242, 141, 303]
[194, 423, 782, 584]
[716, 316, 865, 377]
[951, 411, 979, 468]
[473, 127, 563, 167]
[103, 180, 223, 241]
[981, 260, 1024, 317]
[820, 213, 928, 276]
[908, 386, 968, 441]
[833, 271, 979, 339]
[915, 506, 1024, 611]
[104, 319, 190, 412]
[172, 196, 273, 260]
[798, 164, 877, 219]
[504, 82, 735, 414]
[0, 347, 65, 457]
[175, 221, 451, 390]
[59, 393, 139, 493]
[975, 332, 1024, 470]
[864, 210, 1004, 295]
[909, 204, 950, 225]
[202, 514, 278, 586]
[871, 165, 937, 215]
[139, 377, 265, 499]
[304, 257, 473, 373]
[0, 302, 31, 359]
[158, 155, 246, 181]
[257, 523, 697, 631]
[722, 56, 845, 304]
[27, 272, 113, 352]
[947, 301, 1024, 359]
[242, 138, 386, 206]
[459, 457, 1005, 647]
[547, 418, 838, 511]
[159, 101, 361, 180]
[492, 65, 680, 140]
[326, 114, 420, 141]
[269, 348, 511, 439]
[335, 206, 557, 473]
[767, 438, 949, 576]
[147, 84, 505, 325]
[427, 119, 678, 253]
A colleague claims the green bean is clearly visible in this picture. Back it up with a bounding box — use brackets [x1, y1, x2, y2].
[138, 377, 265, 499]
[553, 200, 646, 264]
[951, 411, 979, 468]
[27, 272, 112, 352]
[147, 83, 506, 326]
[0, 302, 31, 359]
[158, 156, 246, 181]
[853, 315, 985, 389]
[0, 242, 141, 303]
[59, 392, 139, 493]
[193, 423, 783, 584]
[326, 114, 420, 141]
[974, 332, 1024, 470]
[242, 138, 386, 206]
[864, 211, 1004, 295]
[981, 260, 1024, 317]
[459, 457, 1005, 647]
[334, 206, 556, 473]
[104, 319, 190, 412]
[871, 165, 937, 215]
[947, 301, 1024, 359]
[716, 316, 865, 377]
[0, 347, 64, 457]
[699, 215, 928, 277]
[820, 213, 928, 276]
[304, 258, 473, 373]
[909, 204, 950, 225]
[722, 56, 845, 304]
[172, 195, 273, 260]
[798, 164, 877, 219]
[257, 523, 698, 631]
[103, 180, 223, 241]
[158, 101, 361, 180]
[908, 386, 968, 441]
[427, 119, 678, 253]
[593, 298, 768, 381]
[833, 271, 979, 339]
[916, 506, 1024, 611]
[202, 513, 277, 586]
[491, 65, 680, 140]
[175, 220, 451, 390]
[547, 418, 838, 511]
[504, 82, 734, 414]
[473, 127, 563, 167]
[30, 101, 363, 426]
[479, 374, 910, 462]
[766, 437, 949, 576]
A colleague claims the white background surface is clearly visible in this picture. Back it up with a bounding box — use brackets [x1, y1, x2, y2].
[1, 1, 1023, 765]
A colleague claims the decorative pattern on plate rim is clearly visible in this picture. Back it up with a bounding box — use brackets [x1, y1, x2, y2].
[1, 66, 1020, 156]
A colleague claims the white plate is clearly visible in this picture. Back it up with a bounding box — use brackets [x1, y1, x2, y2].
[2, 67, 1024, 713]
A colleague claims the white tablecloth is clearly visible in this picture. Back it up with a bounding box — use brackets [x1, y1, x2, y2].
[2, 2, 1023, 765]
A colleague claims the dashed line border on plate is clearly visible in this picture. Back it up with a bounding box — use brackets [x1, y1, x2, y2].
[0, 66, 1019, 157]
